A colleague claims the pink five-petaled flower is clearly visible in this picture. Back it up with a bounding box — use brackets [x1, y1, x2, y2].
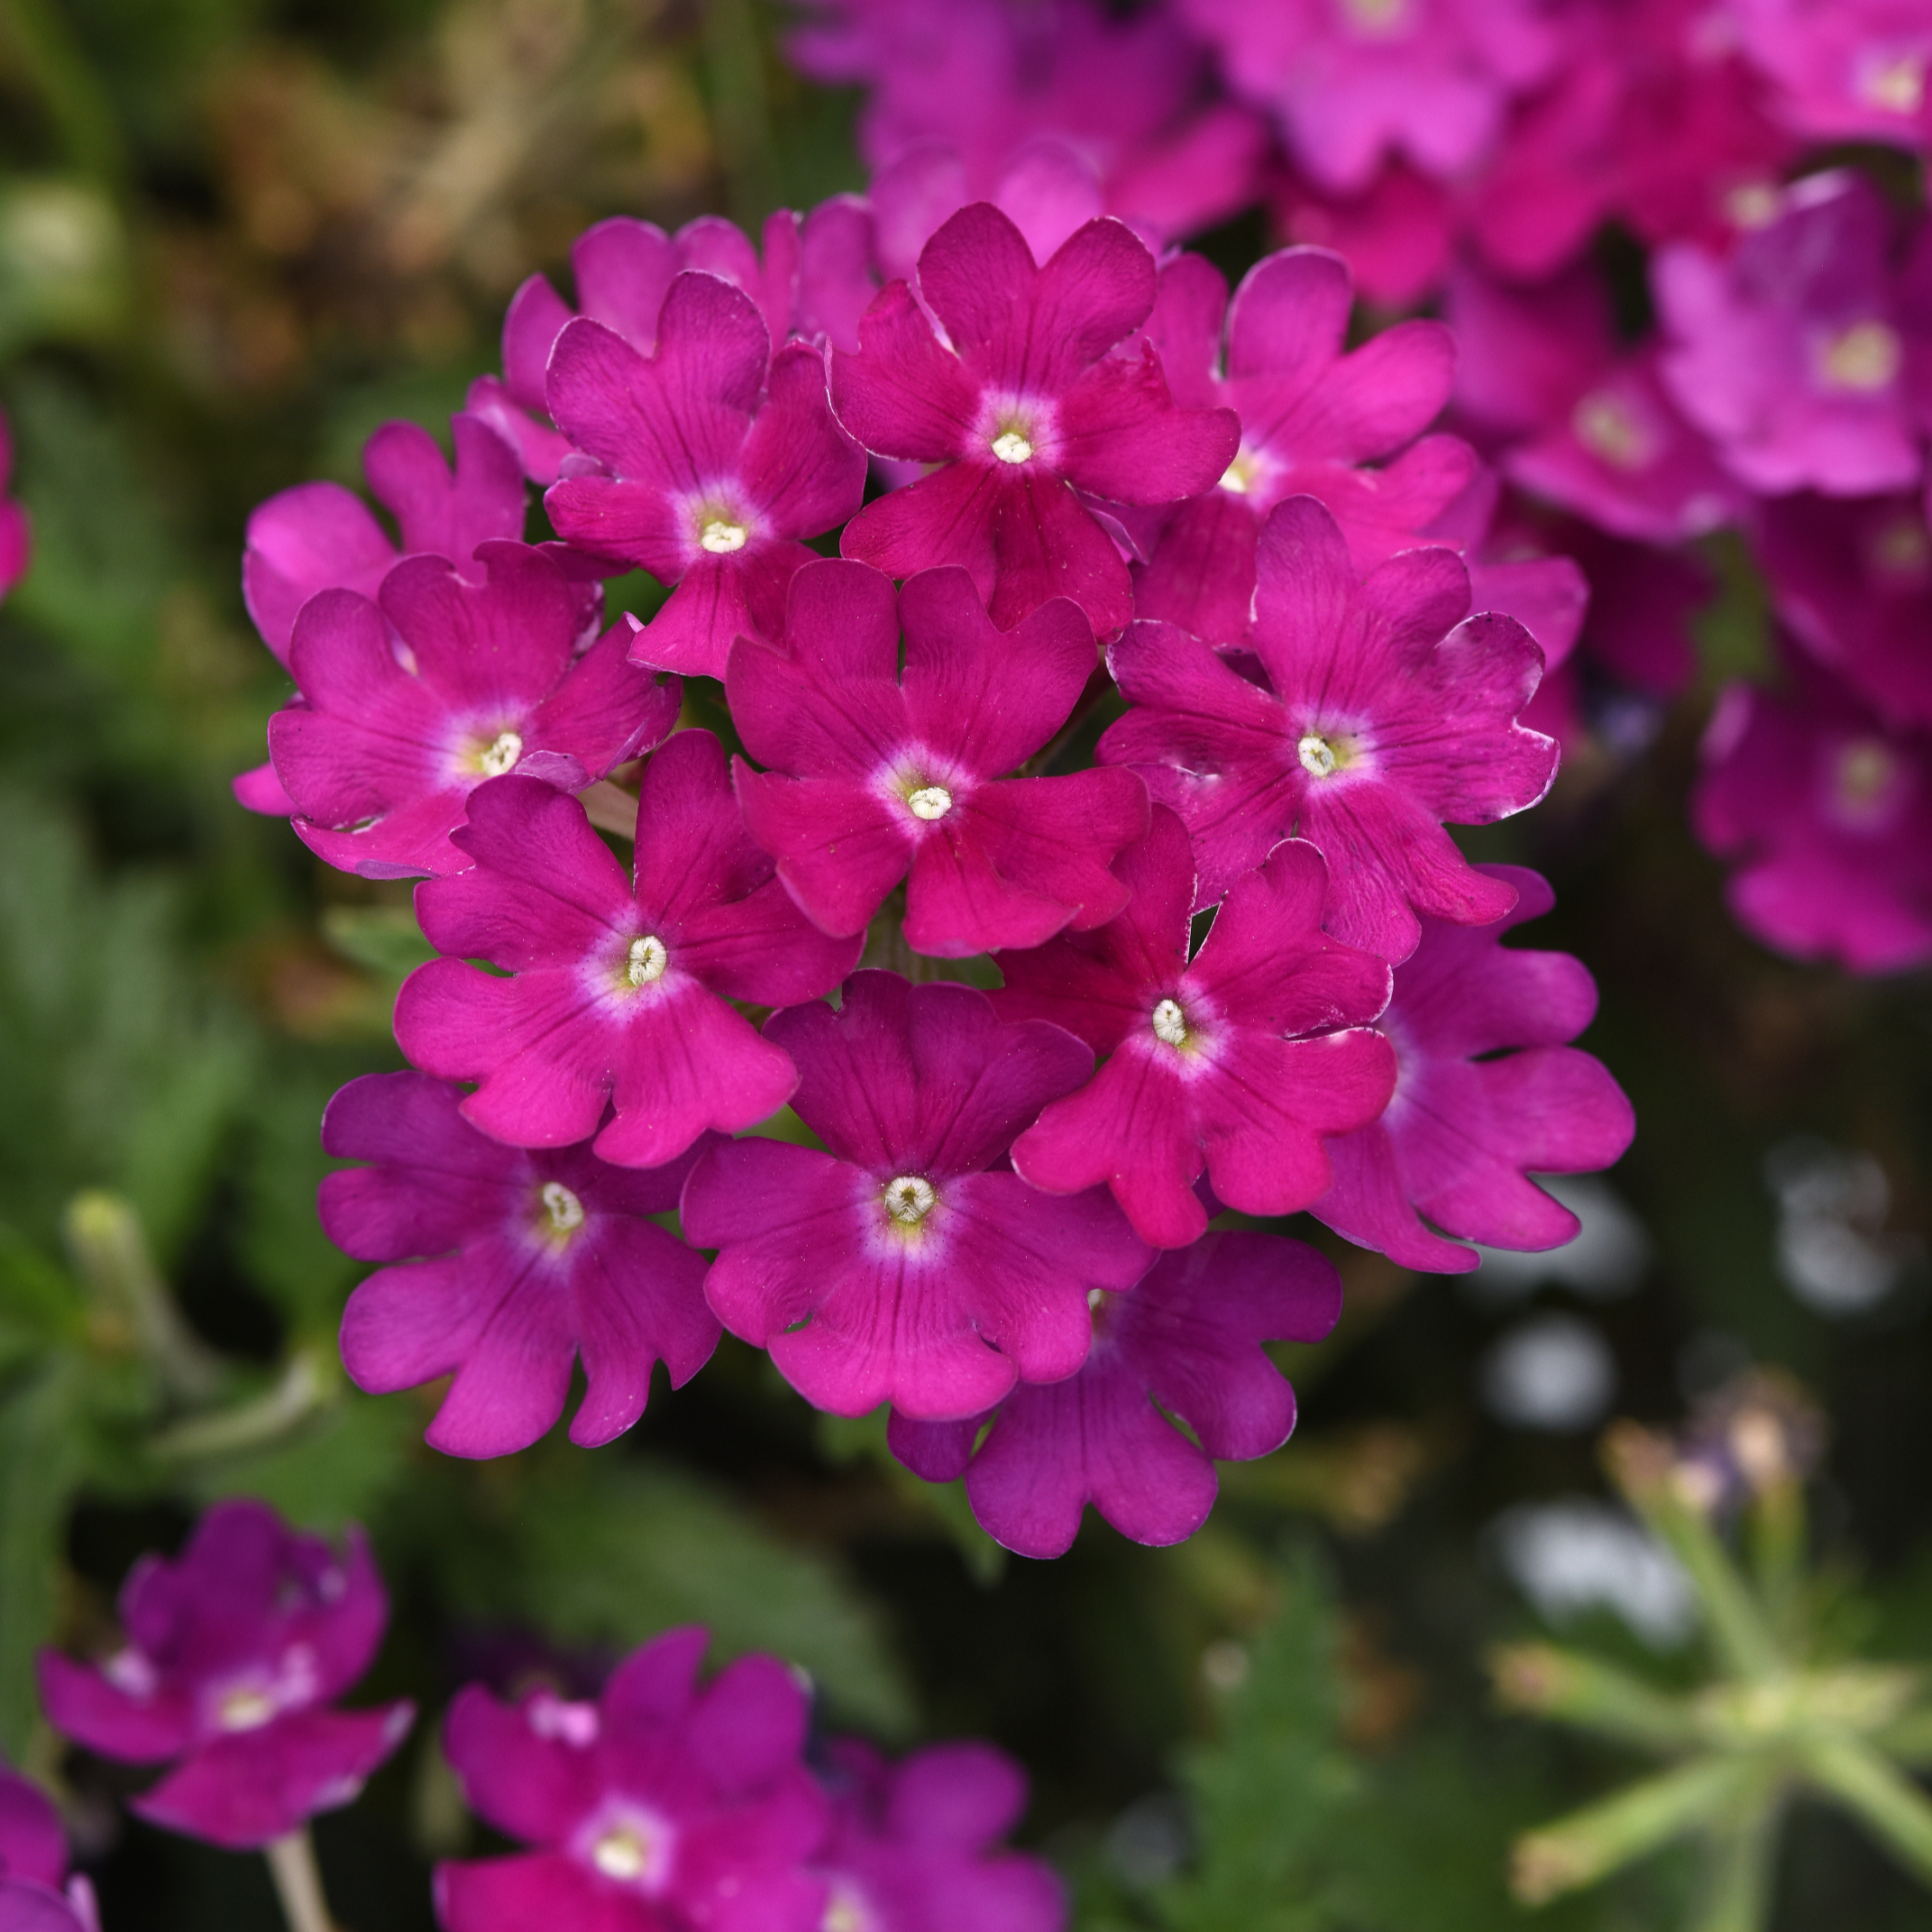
[1100, 495, 1559, 962]
[1131, 245, 1474, 647]
[265, 542, 680, 880]
[0, 409, 28, 604]
[1692, 655, 1932, 975]
[436, 1626, 828, 1932]
[810, 1737, 1065, 1932]
[321, 1071, 720, 1460]
[542, 271, 867, 680]
[729, 560, 1147, 957]
[890, 1229, 1341, 1558]
[0, 1761, 96, 1932]
[35, 1500, 413, 1852]
[682, 972, 1153, 1422]
[829, 203, 1240, 636]
[396, 732, 863, 1169]
[1311, 865, 1635, 1273]
[994, 809, 1395, 1250]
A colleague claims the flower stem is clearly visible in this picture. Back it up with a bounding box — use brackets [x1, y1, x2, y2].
[1691, 1797, 1781, 1932]
[265, 1829, 337, 1932]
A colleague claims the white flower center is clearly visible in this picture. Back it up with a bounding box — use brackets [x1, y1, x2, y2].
[883, 1175, 937, 1225]
[1341, 0, 1410, 35]
[479, 729, 523, 777]
[990, 430, 1034, 464]
[907, 784, 953, 820]
[1218, 451, 1256, 495]
[1872, 517, 1932, 582]
[700, 518, 747, 554]
[217, 1686, 278, 1733]
[1298, 732, 1341, 777]
[541, 1181, 584, 1233]
[1570, 390, 1652, 470]
[592, 1826, 647, 1882]
[1151, 997, 1188, 1048]
[1861, 51, 1926, 114]
[1818, 321, 1901, 393]
[1836, 737, 1897, 814]
[822, 1886, 875, 1932]
[627, 935, 668, 986]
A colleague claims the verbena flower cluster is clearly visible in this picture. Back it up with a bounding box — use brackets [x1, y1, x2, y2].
[30, 1502, 1056, 1932]
[229, 78, 1651, 1567]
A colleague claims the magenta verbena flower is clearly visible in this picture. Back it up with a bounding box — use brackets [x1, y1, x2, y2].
[1731, 0, 1932, 148]
[1693, 654, 1932, 975]
[321, 1070, 719, 1460]
[1751, 490, 1932, 732]
[1178, 0, 1562, 196]
[1269, 159, 1458, 310]
[36, 1500, 412, 1853]
[1101, 495, 1558, 962]
[994, 808, 1395, 1250]
[0, 410, 28, 606]
[1449, 258, 1741, 545]
[541, 271, 867, 681]
[436, 1626, 828, 1932]
[242, 411, 529, 668]
[1654, 169, 1930, 498]
[1131, 244, 1473, 647]
[0, 1762, 96, 1932]
[810, 1736, 1065, 1932]
[263, 542, 679, 881]
[729, 559, 1147, 957]
[890, 1228, 1340, 1559]
[396, 733, 862, 1169]
[682, 971, 1152, 1422]
[829, 203, 1239, 637]
[1310, 865, 1634, 1272]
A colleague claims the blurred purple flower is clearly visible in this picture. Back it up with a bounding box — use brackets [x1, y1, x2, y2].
[37, 1501, 412, 1853]
[0, 412, 29, 606]
[0, 1763, 96, 1932]
[1731, 0, 1932, 148]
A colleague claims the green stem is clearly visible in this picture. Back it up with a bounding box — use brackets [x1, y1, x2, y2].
[1490, 1643, 1705, 1756]
[63, 1192, 221, 1403]
[1651, 1497, 1783, 1683]
[702, 0, 778, 230]
[264, 1828, 337, 1932]
[1691, 1796, 1781, 1932]
[1801, 1737, 1932, 1889]
[147, 1350, 332, 1461]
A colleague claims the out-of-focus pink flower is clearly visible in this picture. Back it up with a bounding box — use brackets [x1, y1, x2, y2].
[1750, 490, 1932, 732]
[1731, 0, 1932, 149]
[262, 544, 679, 880]
[1693, 652, 1932, 974]
[0, 411, 29, 605]
[37, 1501, 412, 1853]
[730, 561, 1146, 957]
[810, 1738, 1065, 1932]
[544, 272, 867, 679]
[1654, 170, 1930, 497]
[1269, 160, 1460, 309]
[1130, 246, 1473, 647]
[437, 1627, 827, 1932]
[1102, 496, 1557, 962]
[0, 1763, 96, 1932]
[323, 1071, 719, 1460]
[682, 972, 1152, 1422]
[1313, 865, 1634, 1271]
[831, 204, 1238, 636]
[1450, 259, 1742, 542]
[890, 1230, 1340, 1558]
[994, 809, 1396, 1250]
[1180, 0, 1563, 196]
[396, 737, 861, 1170]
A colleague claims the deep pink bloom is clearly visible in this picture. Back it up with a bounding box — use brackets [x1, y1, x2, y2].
[1731, 0, 1932, 148]
[1312, 865, 1635, 1272]
[242, 412, 529, 667]
[543, 272, 867, 679]
[0, 411, 29, 604]
[263, 543, 679, 880]
[788, 0, 1267, 243]
[994, 810, 1394, 1249]
[1693, 655, 1932, 974]
[474, 211, 806, 482]
[436, 1627, 827, 1932]
[1449, 260, 1742, 543]
[810, 1737, 1064, 1932]
[890, 1229, 1340, 1558]
[1179, 0, 1562, 195]
[1130, 244, 1473, 647]
[1654, 169, 1929, 498]
[396, 734, 862, 1168]
[322, 1071, 719, 1460]
[36, 1501, 412, 1853]
[830, 204, 1239, 636]
[682, 972, 1152, 1421]
[1101, 496, 1558, 961]
[0, 1763, 96, 1932]
[729, 561, 1145, 957]
[1750, 490, 1932, 731]
[1269, 160, 1458, 309]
